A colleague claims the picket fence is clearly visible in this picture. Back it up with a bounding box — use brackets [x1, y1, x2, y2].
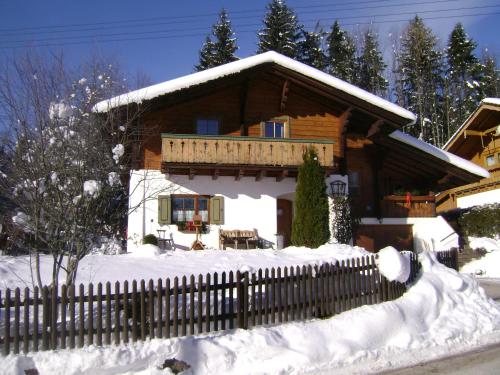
[0, 249, 457, 356]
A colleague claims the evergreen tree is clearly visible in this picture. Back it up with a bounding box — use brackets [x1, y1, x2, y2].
[326, 21, 358, 83]
[291, 147, 330, 248]
[358, 28, 388, 96]
[445, 23, 482, 136]
[480, 52, 500, 97]
[195, 9, 238, 71]
[395, 16, 444, 145]
[257, 0, 302, 58]
[297, 24, 326, 70]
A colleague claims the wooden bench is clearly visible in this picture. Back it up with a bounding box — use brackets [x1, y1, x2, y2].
[219, 229, 259, 249]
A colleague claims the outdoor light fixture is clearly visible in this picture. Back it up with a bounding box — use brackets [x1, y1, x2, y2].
[330, 180, 346, 197]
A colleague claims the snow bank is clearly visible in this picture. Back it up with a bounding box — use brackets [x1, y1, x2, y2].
[128, 244, 162, 257]
[377, 246, 410, 282]
[3, 252, 500, 375]
[468, 236, 500, 252]
[460, 237, 500, 277]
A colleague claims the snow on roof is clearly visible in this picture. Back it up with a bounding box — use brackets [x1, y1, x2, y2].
[442, 97, 500, 149]
[93, 51, 416, 124]
[389, 130, 489, 178]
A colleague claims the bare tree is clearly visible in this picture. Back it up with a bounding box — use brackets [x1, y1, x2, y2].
[0, 52, 151, 289]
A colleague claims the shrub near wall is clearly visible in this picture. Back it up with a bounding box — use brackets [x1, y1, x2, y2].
[458, 203, 500, 238]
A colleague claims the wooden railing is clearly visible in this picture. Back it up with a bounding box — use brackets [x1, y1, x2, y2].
[161, 134, 335, 167]
[381, 195, 436, 218]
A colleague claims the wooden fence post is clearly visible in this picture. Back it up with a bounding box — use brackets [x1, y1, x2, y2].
[3, 289, 11, 355]
[23, 288, 30, 353]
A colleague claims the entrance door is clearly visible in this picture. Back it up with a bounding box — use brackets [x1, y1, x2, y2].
[277, 199, 293, 247]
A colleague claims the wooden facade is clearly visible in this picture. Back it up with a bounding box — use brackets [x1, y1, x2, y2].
[438, 100, 500, 212]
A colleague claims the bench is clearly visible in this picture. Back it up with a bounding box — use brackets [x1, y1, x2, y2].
[219, 229, 259, 250]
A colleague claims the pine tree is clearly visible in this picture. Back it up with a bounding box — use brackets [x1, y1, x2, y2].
[480, 52, 500, 97]
[195, 9, 238, 71]
[358, 28, 387, 96]
[395, 16, 444, 145]
[291, 147, 330, 248]
[445, 23, 482, 136]
[326, 21, 358, 83]
[257, 0, 302, 58]
[297, 24, 326, 70]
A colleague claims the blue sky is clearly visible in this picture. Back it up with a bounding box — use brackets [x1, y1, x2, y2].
[0, 0, 499, 85]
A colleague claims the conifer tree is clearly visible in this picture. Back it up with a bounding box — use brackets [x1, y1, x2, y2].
[195, 9, 238, 71]
[291, 147, 330, 248]
[297, 24, 326, 70]
[480, 52, 500, 97]
[358, 28, 387, 97]
[394, 16, 444, 145]
[326, 21, 358, 83]
[445, 23, 482, 135]
[257, 0, 302, 58]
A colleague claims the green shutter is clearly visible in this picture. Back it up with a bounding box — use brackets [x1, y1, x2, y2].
[158, 195, 171, 225]
[210, 196, 224, 225]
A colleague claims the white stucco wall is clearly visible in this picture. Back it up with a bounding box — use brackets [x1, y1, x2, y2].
[127, 170, 297, 250]
[456, 188, 500, 208]
[360, 216, 459, 252]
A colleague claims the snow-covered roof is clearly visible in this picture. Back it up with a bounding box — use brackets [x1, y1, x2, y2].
[94, 51, 416, 124]
[442, 97, 500, 150]
[389, 130, 489, 179]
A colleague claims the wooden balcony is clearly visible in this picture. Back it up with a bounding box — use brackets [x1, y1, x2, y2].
[161, 134, 336, 180]
[381, 195, 436, 218]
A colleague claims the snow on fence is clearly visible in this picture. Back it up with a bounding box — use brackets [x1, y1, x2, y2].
[0, 251, 442, 356]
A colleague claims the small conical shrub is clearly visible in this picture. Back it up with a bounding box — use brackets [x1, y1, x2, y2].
[291, 147, 330, 248]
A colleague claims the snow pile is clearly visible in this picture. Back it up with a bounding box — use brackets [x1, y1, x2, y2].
[112, 144, 124, 163]
[83, 180, 101, 198]
[461, 237, 500, 277]
[377, 246, 411, 282]
[3, 252, 500, 375]
[11, 211, 31, 232]
[107, 171, 120, 187]
[48, 102, 73, 120]
[128, 244, 162, 257]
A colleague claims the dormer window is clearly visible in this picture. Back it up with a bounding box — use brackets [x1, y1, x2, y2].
[196, 119, 220, 135]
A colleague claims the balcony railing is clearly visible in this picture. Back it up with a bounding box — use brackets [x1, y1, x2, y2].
[381, 195, 436, 218]
[161, 134, 335, 167]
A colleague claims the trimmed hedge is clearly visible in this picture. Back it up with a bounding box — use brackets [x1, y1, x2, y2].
[458, 203, 500, 239]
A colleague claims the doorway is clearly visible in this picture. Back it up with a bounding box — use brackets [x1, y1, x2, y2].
[277, 199, 293, 247]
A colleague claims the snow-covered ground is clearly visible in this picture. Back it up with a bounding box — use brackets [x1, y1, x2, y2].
[0, 243, 369, 290]
[461, 237, 500, 278]
[1, 250, 500, 375]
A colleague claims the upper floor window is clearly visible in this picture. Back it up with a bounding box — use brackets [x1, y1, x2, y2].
[264, 121, 285, 138]
[486, 154, 495, 167]
[196, 119, 219, 135]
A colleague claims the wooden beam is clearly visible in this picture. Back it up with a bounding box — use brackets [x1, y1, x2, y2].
[189, 168, 195, 180]
[256, 169, 265, 181]
[235, 169, 244, 181]
[276, 169, 288, 182]
[212, 169, 219, 180]
[280, 79, 289, 112]
[366, 119, 384, 138]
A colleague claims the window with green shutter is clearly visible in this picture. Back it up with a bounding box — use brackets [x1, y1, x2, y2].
[210, 196, 225, 225]
[158, 195, 171, 225]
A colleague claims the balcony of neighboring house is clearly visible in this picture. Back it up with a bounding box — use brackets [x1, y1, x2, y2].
[161, 133, 336, 180]
[380, 194, 436, 218]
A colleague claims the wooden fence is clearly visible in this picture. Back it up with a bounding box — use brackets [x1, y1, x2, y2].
[0, 253, 424, 355]
[435, 248, 459, 271]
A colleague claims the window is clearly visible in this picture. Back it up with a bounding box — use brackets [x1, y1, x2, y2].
[486, 154, 495, 167]
[264, 121, 285, 138]
[348, 172, 360, 196]
[172, 195, 209, 224]
[196, 119, 219, 135]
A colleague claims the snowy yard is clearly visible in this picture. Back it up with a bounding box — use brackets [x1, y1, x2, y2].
[0, 243, 500, 374]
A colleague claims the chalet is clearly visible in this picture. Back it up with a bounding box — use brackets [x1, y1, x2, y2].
[438, 98, 500, 211]
[95, 51, 488, 252]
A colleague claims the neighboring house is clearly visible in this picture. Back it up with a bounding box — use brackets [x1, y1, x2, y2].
[95, 52, 487, 252]
[438, 98, 500, 211]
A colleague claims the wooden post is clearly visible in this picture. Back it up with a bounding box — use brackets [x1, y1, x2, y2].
[205, 273, 211, 333]
[23, 288, 30, 353]
[14, 288, 20, 354]
[243, 272, 249, 329]
[33, 287, 39, 352]
[301, 266, 307, 320]
[270, 268, 276, 324]
[213, 272, 218, 332]
[196, 275, 202, 334]
[257, 269, 263, 326]
[140, 280, 146, 340]
[158, 278, 163, 338]
[131, 280, 138, 342]
[122, 281, 128, 343]
[148, 279, 155, 339]
[78, 284, 85, 348]
[251, 272, 257, 327]
[42, 286, 49, 351]
[68, 285, 75, 349]
[289, 267, 295, 321]
[221, 272, 227, 331]
[236, 271, 242, 328]
[88, 283, 94, 346]
[229, 271, 234, 329]
[61, 285, 67, 350]
[114, 282, 120, 345]
[264, 269, 270, 324]
[3, 289, 10, 355]
[105, 282, 111, 345]
[181, 276, 187, 336]
[189, 275, 195, 335]
[307, 266, 313, 319]
[165, 278, 171, 339]
[277, 267, 283, 323]
[173, 277, 178, 337]
[96, 283, 102, 347]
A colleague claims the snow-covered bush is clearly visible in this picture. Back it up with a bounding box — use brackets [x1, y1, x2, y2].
[458, 203, 500, 239]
